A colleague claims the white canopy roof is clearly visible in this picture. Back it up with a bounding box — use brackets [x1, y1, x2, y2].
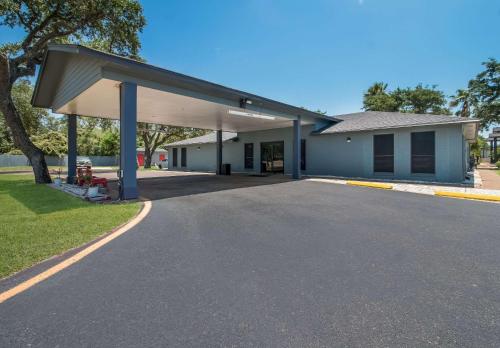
[32, 44, 336, 133]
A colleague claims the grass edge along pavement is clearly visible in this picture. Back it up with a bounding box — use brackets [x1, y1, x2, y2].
[0, 174, 140, 279]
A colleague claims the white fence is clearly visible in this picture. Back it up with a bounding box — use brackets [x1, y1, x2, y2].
[0, 154, 119, 167]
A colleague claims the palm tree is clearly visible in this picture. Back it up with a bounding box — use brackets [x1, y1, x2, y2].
[450, 89, 473, 118]
[365, 82, 388, 97]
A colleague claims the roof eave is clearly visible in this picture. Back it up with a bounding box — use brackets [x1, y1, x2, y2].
[31, 48, 50, 107]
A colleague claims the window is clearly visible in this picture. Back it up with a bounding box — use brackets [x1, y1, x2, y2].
[181, 147, 187, 167]
[244, 143, 254, 169]
[411, 131, 435, 174]
[172, 148, 178, 167]
[373, 134, 394, 173]
[301, 139, 306, 171]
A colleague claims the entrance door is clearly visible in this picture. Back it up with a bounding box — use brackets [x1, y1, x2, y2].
[261, 141, 284, 174]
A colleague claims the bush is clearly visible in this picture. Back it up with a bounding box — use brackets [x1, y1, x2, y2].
[496, 161, 500, 169]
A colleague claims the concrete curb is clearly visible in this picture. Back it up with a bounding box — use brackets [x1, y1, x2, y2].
[346, 180, 393, 190]
[307, 178, 500, 203]
[435, 191, 500, 202]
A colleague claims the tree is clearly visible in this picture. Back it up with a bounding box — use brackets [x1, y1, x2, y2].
[470, 135, 487, 159]
[450, 89, 473, 118]
[0, 114, 12, 153]
[0, 0, 145, 183]
[365, 82, 389, 97]
[0, 79, 54, 153]
[460, 58, 499, 129]
[137, 123, 209, 168]
[31, 131, 67, 157]
[362, 93, 400, 112]
[363, 82, 450, 115]
[394, 84, 450, 114]
[99, 130, 120, 156]
[77, 116, 99, 155]
[363, 82, 400, 112]
[11, 79, 49, 135]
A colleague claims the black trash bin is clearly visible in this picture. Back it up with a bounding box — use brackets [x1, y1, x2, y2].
[221, 163, 231, 175]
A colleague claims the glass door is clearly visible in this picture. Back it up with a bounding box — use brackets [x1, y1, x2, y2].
[260, 141, 284, 174]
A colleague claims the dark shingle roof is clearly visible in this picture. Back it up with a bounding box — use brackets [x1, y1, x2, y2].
[165, 132, 237, 147]
[319, 111, 479, 134]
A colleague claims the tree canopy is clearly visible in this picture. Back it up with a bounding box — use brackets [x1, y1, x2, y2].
[451, 58, 499, 129]
[363, 82, 450, 115]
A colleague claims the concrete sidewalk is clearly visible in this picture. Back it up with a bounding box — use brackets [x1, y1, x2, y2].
[307, 176, 500, 202]
[478, 169, 500, 190]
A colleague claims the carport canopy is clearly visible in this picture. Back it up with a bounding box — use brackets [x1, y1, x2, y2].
[32, 44, 335, 199]
[33, 44, 335, 132]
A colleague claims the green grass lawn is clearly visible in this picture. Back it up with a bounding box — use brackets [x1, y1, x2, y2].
[0, 174, 140, 279]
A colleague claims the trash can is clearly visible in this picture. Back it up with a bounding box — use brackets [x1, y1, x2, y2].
[222, 163, 231, 175]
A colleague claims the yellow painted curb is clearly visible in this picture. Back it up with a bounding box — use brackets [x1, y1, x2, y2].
[346, 180, 393, 190]
[434, 191, 500, 202]
[0, 201, 152, 304]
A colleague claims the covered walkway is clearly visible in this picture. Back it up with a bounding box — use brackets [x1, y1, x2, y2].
[32, 44, 335, 199]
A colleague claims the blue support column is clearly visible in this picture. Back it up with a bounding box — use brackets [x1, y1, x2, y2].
[67, 114, 77, 184]
[119, 82, 138, 200]
[216, 129, 222, 175]
[292, 116, 301, 179]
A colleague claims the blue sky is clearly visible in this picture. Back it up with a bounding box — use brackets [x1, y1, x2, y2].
[1, 0, 499, 120]
[137, 0, 499, 116]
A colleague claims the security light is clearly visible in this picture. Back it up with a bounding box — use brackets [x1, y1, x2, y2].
[239, 98, 253, 108]
[346, 137, 352, 143]
[228, 110, 276, 120]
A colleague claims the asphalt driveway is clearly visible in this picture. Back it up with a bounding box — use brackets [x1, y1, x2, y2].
[1, 179, 499, 347]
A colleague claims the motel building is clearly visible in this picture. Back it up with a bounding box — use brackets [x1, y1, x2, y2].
[32, 44, 479, 200]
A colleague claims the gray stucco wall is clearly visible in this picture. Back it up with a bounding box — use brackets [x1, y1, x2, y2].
[167, 123, 467, 183]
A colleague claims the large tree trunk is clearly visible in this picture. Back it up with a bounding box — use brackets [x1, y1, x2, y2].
[143, 146, 152, 168]
[0, 56, 51, 183]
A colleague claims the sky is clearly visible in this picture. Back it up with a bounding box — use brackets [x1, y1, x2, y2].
[1, 0, 499, 127]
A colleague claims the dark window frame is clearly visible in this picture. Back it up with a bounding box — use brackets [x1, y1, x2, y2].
[172, 148, 178, 167]
[373, 134, 394, 173]
[181, 147, 187, 167]
[244, 143, 254, 169]
[411, 131, 435, 174]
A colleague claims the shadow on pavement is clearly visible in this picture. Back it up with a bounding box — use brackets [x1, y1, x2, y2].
[107, 173, 293, 201]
